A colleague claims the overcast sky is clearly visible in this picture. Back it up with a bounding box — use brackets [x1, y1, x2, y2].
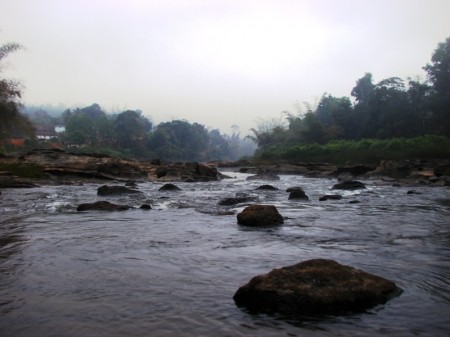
[1, 0, 449, 134]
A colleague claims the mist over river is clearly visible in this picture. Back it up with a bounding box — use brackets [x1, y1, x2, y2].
[0, 169, 449, 337]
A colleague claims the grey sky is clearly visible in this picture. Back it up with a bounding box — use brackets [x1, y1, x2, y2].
[1, 0, 449, 134]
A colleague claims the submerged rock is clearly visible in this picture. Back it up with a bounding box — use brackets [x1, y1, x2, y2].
[77, 201, 130, 211]
[97, 185, 142, 196]
[332, 180, 366, 190]
[255, 185, 278, 190]
[319, 194, 343, 201]
[159, 183, 181, 191]
[237, 204, 284, 226]
[218, 195, 257, 206]
[233, 259, 400, 316]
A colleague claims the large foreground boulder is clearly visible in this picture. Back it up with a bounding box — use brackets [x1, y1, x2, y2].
[77, 201, 130, 211]
[237, 205, 284, 226]
[233, 259, 400, 316]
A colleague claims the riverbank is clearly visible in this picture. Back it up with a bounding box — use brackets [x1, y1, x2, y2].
[1, 148, 449, 188]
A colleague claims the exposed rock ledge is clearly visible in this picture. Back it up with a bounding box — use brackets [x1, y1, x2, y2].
[0, 149, 221, 184]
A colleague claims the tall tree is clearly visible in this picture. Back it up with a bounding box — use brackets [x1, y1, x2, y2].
[113, 110, 152, 156]
[0, 42, 34, 143]
[423, 36, 450, 135]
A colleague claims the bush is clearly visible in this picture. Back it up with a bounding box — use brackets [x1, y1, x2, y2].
[253, 135, 450, 164]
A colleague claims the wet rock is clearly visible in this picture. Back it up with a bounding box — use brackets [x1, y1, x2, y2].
[159, 183, 181, 191]
[97, 185, 142, 196]
[349, 200, 360, 204]
[407, 190, 422, 195]
[155, 162, 219, 182]
[319, 194, 343, 201]
[255, 185, 278, 190]
[139, 204, 152, 210]
[237, 204, 284, 226]
[287, 187, 309, 200]
[332, 180, 366, 190]
[77, 201, 130, 211]
[125, 181, 139, 188]
[218, 195, 258, 206]
[233, 259, 400, 316]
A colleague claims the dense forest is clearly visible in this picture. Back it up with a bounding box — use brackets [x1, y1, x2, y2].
[249, 37, 450, 163]
[1, 37, 450, 163]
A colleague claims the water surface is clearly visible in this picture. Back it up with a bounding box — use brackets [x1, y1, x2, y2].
[1, 170, 449, 336]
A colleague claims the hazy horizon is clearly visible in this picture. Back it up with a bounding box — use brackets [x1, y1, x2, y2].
[1, 0, 449, 135]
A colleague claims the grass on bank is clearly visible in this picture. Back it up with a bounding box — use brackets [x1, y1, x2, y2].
[253, 135, 450, 164]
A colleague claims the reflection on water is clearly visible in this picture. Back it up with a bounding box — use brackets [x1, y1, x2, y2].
[0, 170, 449, 336]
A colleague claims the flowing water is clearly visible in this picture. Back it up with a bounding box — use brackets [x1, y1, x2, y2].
[0, 169, 449, 337]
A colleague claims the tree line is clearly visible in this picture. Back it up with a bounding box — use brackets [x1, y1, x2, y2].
[2, 37, 449, 163]
[23, 104, 256, 162]
[249, 37, 450, 160]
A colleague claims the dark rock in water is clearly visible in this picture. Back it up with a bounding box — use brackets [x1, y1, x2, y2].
[319, 194, 343, 201]
[288, 188, 309, 200]
[125, 181, 138, 188]
[349, 200, 360, 204]
[286, 186, 303, 192]
[97, 185, 142, 196]
[155, 162, 219, 182]
[218, 196, 257, 206]
[407, 190, 422, 195]
[332, 180, 366, 190]
[237, 205, 284, 226]
[255, 185, 278, 190]
[159, 183, 181, 191]
[77, 201, 130, 211]
[139, 204, 152, 210]
[233, 259, 401, 316]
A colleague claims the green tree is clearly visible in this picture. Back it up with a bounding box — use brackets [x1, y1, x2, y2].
[147, 120, 210, 161]
[351, 73, 376, 138]
[0, 42, 35, 144]
[113, 110, 152, 156]
[423, 36, 450, 135]
[407, 78, 432, 135]
[315, 94, 355, 140]
[64, 104, 112, 146]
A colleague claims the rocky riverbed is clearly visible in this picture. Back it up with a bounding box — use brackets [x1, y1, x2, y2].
[1, 149, 449, 188]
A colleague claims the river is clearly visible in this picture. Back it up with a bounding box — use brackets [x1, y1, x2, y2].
[0, 169, 449, 336]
